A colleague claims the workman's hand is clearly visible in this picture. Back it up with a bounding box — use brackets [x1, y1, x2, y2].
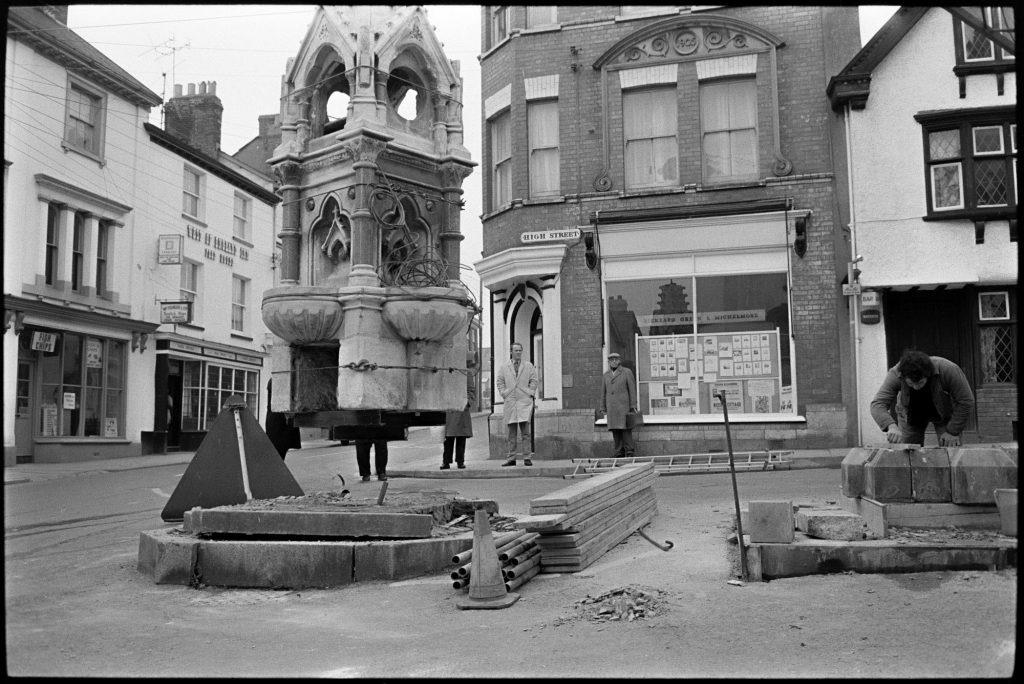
[884, 424, 903, 443]
[939, 433, 961, 447]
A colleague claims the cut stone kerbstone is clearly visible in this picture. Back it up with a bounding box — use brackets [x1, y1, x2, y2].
[795, 509, 866, 541]
[841, 447, 876, 498]
[949, 447, 1018, 504]
[909, 448, 951, 502]
[747, 500, 794, 543]
[864, 448, 913, 502]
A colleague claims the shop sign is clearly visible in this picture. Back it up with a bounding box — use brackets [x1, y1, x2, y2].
[168, 340, 203, 354]
[235, 353, 263, 366]
[860, 309, 882, 325]
[204, 347, 236, 361]
[637, 310, 765, 327]
[160, 301, 193, 324]
[31, 331, 58, 352]
[521, 228, 581, 244]
[158, 234, 183, 265]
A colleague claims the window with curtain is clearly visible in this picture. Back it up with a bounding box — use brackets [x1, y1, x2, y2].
[71, 212, 84, 291]
[232, 276, 247, 332]
[95, 221, 108, 296]
[45, 204, 59, 286]
[528, 100, 560, 197]
[623, 87, 678, 190]
[700, 78, 758, 183]
[490, 110, 512, 208]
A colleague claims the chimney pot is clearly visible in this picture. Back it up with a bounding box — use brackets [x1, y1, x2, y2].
[199, 81, 207, 95]
[209, 81, 217, 95]
[173, 84, 182, 97]
[187, 83, 196, 96]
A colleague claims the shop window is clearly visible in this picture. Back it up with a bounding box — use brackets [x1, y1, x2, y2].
[700, 78, 758, 183]
[623, 87, 678, 190]
[233, 193, 251, 242]
[528, 100, 560, 197]
[181, 360, 258, 431]
[37, 332, 125, 437]
[606, 272, 793, 417]
[63, 80, 105, 159]
[917, 107, 1016, 219]
[182, 166, 203, 219]
[490, 109, 512, 208]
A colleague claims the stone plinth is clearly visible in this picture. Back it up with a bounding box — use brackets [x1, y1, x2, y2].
[747, 500, 794, 543]
[949, 447, 1018, 504]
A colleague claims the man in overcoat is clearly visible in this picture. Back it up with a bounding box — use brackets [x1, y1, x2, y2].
[496, 341, 538, 466]
[441, 362, 477, 469]
[600, 352, 638, 459]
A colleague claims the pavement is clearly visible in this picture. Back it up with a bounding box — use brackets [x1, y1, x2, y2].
[5, 412, 1014, 486]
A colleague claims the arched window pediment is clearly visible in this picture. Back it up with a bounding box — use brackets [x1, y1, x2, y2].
[593, 14, 785, 70]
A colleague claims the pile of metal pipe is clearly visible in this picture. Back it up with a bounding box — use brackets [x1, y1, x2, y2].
[450, 529, 541, 592]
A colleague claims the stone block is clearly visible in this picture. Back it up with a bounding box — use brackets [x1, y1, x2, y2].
[187, 508, 435, 539]
[747, 500, 794, 543]
[198, 539, 355, 588]
[137, 528, 199, 585]
[949, 447, 1018, 504]
[909, 447, 951, 502]
[863, 448, 913, 502]
[795, 509, 866, 541]
[994, 489, 1017, 537]
[841, 447, 875, 498]
[354, 537, 471, 581]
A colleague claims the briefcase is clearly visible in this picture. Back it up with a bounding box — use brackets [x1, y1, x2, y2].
[625, 410, 644, 429]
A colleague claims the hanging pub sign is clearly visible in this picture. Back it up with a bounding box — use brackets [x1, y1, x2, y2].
[158, 234, 183, 265]
[160, 301, 193, 324]
[30, 331, 58, 352]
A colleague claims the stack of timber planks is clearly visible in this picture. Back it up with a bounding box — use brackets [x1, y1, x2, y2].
[514, 463, 658, 573]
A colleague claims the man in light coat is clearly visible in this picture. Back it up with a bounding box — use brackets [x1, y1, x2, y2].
[600, 352, 638, 459]
[496, 341, 538, 466]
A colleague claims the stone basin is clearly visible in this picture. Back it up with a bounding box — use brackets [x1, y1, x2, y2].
[382, 289, 472, 342]
[261, 286, 343, 344]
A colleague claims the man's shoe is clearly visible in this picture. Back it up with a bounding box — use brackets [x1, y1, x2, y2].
[457, 463, 466, 469]
[361, 476, 371, 482]
[440, 463, 450, 470]
[523, 459, 533, 466]
[501, 459, 516, 467]
[377, 474, 388, 481]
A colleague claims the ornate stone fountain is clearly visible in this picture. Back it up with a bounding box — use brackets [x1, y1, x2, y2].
[261, 6, 476, 439]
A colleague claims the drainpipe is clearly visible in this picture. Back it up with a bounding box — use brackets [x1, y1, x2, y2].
[844, 104, 862, 445]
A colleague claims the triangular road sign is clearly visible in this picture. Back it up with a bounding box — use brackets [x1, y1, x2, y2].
[161, 396, 304, 522]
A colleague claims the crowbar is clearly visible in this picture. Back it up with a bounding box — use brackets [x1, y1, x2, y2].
[637, 524, 674, 551]
[715, 391, 748, 582]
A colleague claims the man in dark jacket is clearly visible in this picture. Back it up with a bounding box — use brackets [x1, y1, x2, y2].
[869, 350, 975, 447]
[600, 352, 638, 458]
[265, 379, 301, 459]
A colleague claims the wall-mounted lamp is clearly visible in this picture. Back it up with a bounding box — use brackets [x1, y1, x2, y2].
[583, 232, 598, 270]
[793, 216, 808, 258]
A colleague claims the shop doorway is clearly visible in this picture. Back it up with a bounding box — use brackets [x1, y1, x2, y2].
[15, 360, 34, 463]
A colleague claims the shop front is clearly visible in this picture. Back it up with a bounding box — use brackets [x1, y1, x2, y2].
[146, 335, 266, 453]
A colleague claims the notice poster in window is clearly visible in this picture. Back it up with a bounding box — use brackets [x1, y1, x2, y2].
[63, 392, 76, 410]
[747, 379, 776, 413]
[710, 381, 743, 414]
[42, 405, 58, 436]
[720, 358, 734, 377]
[86, 339, 103, 368]
[780, 385, 793, 413]
[104, 418, 118, 437]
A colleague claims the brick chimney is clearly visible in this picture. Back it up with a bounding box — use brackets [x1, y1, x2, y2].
[164, 81, 223, 158]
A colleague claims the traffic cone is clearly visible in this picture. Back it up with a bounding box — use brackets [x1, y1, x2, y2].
[455, 509, 520, 610]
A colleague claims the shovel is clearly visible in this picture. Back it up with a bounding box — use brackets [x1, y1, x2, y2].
[715, 391, 748, 582]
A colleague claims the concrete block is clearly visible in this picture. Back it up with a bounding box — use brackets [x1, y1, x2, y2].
[863, 448, 913, 502]
[198, 540, 355, 588]
[994, 489, 1017, 537]
[137, 528, 199, 585]
[187, 508, 435, 539]
[949, 447, 1018, 504]
[747, 500, 794, 543]
[840, 496, 887, 538]
[354, 537, 472, 581]
[909, 448, 951, 502]
[795, 509, 866, 541]
[841, 447, 875, 498]
[884, 502, 1001, 529]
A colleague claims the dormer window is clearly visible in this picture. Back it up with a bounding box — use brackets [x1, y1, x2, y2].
[954, 7, 1014, 66]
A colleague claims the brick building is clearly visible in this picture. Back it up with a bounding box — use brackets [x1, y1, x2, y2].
[475, 6, 863, 459]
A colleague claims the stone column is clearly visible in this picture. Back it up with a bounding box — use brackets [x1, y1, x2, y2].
[343, 134, 390, 287]
[274, 161, 303, 284]
[438, 162, 473, 285]
[55, 204, 74, 289]
[104, 222, 124, 303]
[81, 214, 100, 296]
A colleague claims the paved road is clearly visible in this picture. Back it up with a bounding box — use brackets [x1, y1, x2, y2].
[4, 429, 1016, 678]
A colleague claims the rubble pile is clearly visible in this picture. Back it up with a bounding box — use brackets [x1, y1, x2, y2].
[572, 586, 667, 623]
